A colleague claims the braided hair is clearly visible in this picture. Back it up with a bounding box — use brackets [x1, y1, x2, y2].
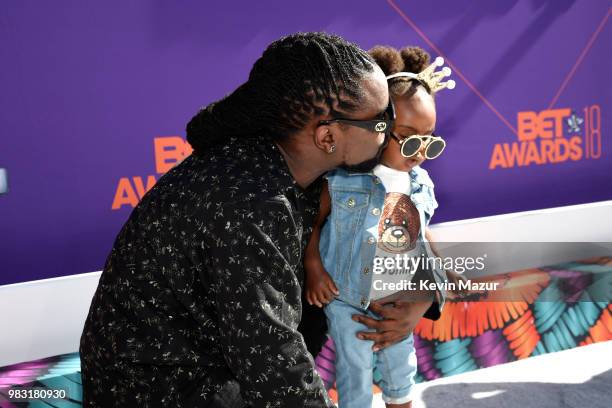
[369, 45, 432, 99]
[186, 32, 376, 153]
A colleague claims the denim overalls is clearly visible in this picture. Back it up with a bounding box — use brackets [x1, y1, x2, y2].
[319, 165, 447, 407]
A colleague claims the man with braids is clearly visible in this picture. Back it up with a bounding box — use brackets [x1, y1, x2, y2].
[304, 45, 459, 407]
[79, 32, 427, 407]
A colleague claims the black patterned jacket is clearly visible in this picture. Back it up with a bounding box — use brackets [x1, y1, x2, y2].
[80, 137, 334, 407]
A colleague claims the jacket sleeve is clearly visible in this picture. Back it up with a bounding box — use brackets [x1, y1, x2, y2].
[204, 197, 335, 408]
[422, 301, 442, 320]
[421, 184, 445, 319]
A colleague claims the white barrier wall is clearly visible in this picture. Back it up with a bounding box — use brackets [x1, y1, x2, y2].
[429, 200, 612, 277]
[0, 271, 101, 367]
[1, 200, 611, 367]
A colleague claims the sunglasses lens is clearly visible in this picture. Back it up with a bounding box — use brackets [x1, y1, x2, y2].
[426, 140, 445, 159]
[401, 137, 422, 157]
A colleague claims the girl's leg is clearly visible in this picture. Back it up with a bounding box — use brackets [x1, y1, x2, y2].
[375, 331, 417, 408]
[325, 299, 376, 408]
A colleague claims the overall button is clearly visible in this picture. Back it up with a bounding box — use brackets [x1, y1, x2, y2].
[360, 297, 367, 307]
[373, 177, 381, 184]
[371, 208, 380, 216]
[347, 198, 356, 208]
[367, 237, 376, 245]
[363, 266, 369, 275]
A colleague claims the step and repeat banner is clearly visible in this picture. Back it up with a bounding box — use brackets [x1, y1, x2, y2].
[1, 0, 610, 285]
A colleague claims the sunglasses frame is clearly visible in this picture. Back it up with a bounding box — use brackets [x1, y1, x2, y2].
[318, 99, 396, 135]
[391, 132, 446, 159]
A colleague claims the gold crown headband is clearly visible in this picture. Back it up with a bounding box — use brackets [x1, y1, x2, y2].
[386, 56, 456, 93]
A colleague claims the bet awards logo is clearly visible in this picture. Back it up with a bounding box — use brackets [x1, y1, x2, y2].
[111, 137, 192, 210]
[489, 105, 601, 169]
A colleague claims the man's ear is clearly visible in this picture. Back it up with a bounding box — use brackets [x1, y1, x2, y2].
[313, 124, 337, 154]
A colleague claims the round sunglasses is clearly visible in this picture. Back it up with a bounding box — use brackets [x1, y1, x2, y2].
[391, 132, 446, 159]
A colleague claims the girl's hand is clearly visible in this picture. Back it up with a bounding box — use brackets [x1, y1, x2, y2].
[305, 260, 339, 308]
[445, 269, 470, 300]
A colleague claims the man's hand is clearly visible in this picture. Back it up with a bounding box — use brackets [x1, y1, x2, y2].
[351, 298, 433, 351]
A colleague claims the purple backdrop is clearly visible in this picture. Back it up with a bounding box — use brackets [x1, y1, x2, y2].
[1, 0, 611, 285]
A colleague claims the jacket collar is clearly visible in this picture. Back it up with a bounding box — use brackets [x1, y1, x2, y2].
[410, 165, 434, 188]
[336, 165, 434, 188]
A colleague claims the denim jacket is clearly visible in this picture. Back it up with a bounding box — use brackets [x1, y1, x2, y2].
[319, 166, 447, 311]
